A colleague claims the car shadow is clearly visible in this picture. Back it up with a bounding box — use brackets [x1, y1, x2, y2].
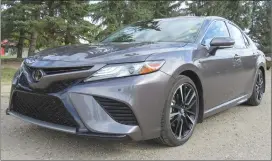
[24, 125, 169, 152]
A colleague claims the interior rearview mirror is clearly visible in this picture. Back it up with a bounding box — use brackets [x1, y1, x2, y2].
[209, 37, 235, 55]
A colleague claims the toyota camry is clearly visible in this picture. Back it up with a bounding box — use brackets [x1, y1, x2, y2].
[6, 16, 266, 146]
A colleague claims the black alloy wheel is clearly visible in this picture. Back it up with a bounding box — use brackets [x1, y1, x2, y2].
[169, 83, 198, 139]
[154, 75, 199, 147]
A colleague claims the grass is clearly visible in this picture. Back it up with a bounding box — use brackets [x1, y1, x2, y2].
[1, 67, 17, 83]
[0, 55, 17, 59]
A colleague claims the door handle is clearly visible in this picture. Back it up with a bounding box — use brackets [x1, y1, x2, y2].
[234, 54, 240, 60]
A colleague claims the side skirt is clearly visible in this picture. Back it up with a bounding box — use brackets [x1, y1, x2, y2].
[203, 94, 249, 118]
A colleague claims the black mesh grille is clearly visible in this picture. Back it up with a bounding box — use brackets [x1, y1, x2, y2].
[18, 73, 78, 93]
[45, 80, 78, 93]
[11, 91, 78, 127]
[94, 96, 138, 125]
[25, 65, 92, 75]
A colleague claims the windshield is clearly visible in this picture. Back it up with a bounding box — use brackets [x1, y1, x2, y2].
[102, 18, 204, 43]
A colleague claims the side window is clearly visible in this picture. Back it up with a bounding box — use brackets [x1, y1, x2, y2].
[227, 23, 246, 48]
[242, 34, 250, 47]
[202, 21, 229, 45]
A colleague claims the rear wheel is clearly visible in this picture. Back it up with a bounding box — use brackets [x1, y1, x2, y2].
[155, 75, 199, 146]
[245, 69, 265, 106]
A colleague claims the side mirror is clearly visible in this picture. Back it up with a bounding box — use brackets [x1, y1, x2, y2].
[209, 37, 235, 55]
[254, 42, 261, 49]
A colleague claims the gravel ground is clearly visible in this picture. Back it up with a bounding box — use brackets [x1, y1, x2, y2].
[1, 71, 271, 160]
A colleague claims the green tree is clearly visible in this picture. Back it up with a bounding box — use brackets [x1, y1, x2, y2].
[90, 0, 184, 40]
[1, 1, 30, 58]
[90, 1, 127, 40]
[248, 1, 271, 54]
[149, 1, 184, 18]
[185, 1, 251, 30]
[1, 0, 99, 57]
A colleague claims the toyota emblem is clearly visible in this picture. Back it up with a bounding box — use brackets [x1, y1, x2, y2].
[32, 70, 44, 82]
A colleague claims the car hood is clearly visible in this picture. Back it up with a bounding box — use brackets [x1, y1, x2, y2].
[25, 42, 188, 68]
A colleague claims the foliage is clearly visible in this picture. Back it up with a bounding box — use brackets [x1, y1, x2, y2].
[248, 1, 271, 54]
[0, 67, 17, 83]
[186, 0, 271, 53]
[1, 0, 271, 58]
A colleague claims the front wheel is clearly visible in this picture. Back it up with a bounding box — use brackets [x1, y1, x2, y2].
[245, 69, 265, 106]
[154, 75, 199, 147]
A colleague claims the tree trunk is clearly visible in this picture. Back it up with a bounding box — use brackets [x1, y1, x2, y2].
[65, 25, 72, 45]
[28, 31, 38, 56]
[17, 30, 25, 58]
[28, 9, 39, 56]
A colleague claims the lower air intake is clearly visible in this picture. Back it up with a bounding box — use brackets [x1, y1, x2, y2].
[11, 91, 78, 127]
[93, 96, 138, 125]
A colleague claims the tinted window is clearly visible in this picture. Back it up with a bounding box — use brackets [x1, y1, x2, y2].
[227, 23, 246, 48]
[202, 21, 229, 45]
[103, 18, 204, 43]
[243, 34, 250, 47]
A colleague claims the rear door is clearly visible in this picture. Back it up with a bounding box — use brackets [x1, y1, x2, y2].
[199, 20, 238, 109]
[240, 34, 258, 94]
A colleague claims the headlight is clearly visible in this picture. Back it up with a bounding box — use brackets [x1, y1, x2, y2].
[84, 60, 165, 82]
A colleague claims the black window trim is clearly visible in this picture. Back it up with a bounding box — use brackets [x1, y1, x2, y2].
[226, 21, 248, 49]
[242, 33, 250, 47]
[200, 20, 231, 46]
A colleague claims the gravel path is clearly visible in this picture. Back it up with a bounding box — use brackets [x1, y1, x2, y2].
[1, 71, 271, 160]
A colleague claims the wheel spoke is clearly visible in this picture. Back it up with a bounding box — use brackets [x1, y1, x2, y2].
[259, 79, 263, 86]
[185, 89, 192, 102]
[170, 112, 179, 120]
[185, 99, 196, 110]
[255, 84, 259, 91]
[170, 115, 179, 125]
[258, 90, 263, 100]
[186, 91, 196, 106]
[175, 116, 181, 135]
[178, 119, 184, 138]
[171, 105, 181, 110]
[179, 85, 184, 105]
[256, 88, 260, 100]
[186, 113, 194, 124]
[183, 116, 190, 130]
[184, 109, 195, 116]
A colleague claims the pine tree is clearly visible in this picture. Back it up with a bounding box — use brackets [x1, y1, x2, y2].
[249, 1, 271, 54]
[185, 1, 251, 30]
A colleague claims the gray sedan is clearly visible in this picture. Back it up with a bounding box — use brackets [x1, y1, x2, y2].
[6, 16, 266, 146]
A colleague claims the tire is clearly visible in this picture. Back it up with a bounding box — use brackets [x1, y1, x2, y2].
[154, 75, 199, 147]
[245, 69, 265, 106]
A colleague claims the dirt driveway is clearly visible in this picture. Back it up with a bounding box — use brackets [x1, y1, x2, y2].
[1, 71, 271, 160]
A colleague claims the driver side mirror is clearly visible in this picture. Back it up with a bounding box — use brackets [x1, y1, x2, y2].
[208, 37, 235, 55]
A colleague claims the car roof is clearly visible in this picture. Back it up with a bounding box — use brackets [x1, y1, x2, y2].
[154, 16, 227, 22]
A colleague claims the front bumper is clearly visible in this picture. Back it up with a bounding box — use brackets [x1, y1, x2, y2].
[7, 71, 174, 141]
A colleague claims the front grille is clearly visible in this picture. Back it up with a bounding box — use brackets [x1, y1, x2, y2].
[25, 65, 92, 75]
[18, 73, 78, 93]
[42, 66, 92, 75]
[11, 91, 78, 127]
[44, 79, 79, 93]
[94, 96, 138, 125]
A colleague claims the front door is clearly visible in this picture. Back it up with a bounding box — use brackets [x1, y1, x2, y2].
[199, 20, 238, 109]
[226, 22, 257, 97]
